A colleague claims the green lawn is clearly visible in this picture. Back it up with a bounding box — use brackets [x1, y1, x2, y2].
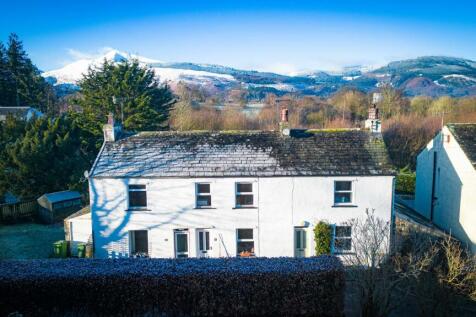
[0, 223, 64, 259]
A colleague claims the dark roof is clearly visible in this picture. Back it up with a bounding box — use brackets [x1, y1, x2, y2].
[39, 190, 81, 203]
[0, 107, 42, 119]
[447, 123, 476, 169]
[90, 129, 394, 178]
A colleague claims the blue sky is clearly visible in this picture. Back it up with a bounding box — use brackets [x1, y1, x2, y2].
[1, 0, 476, 74]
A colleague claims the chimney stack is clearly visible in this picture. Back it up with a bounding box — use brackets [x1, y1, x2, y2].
[365, 93, 382, 133]
[103, 113, 122, 142]
[279, 108, 290, 136]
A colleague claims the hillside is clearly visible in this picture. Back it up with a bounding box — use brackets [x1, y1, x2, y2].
[43, 51, 476, 98]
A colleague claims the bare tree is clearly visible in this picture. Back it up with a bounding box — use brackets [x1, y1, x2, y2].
[343, 209, 438, 317]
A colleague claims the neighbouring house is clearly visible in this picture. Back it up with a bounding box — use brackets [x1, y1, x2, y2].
[88, 108, 395, 259]
[64, 206, 92, 256]
[0, 106, 43, 122]
[37, 190, 83, 223]
[415, 123, 476, 253]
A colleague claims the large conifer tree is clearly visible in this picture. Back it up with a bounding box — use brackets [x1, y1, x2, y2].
[75, 59, 174, 133]
[0, 33, 54, 111]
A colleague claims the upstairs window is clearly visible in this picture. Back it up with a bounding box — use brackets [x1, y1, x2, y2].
[235, 183, 254, 207]
[334, 181, 353, 205]
[333, 226, 352, 253]
[196, 183, 211, 208]
[237, 228, 255, 257]
[128, 184, 147, 209]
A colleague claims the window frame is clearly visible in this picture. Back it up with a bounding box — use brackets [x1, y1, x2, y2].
[333, 180, 354, 206]
[129, 230, 149, 257]
[332, 225, 352, 254]
[235, 182, 254, 208]
[236, 228, 255, 257]
[174, 229, 189, 259]
[197, 229, 211, 256]
[195, 183, 212, 208]
[128, 184, 147, 209]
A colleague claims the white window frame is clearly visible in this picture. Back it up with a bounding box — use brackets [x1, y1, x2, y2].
[332, 225, 352, 254]
[294, 227, 307, 257]
[334, 180, 354, 206]
[236, 228, 255, 257]
[197, 229, 211, 257]
[174, 229, 189, 258]
[128, 184, 147, 209]
[129, 230, 149, 257]
[195, 183, 212, 208]
[235, 182, 254, 208]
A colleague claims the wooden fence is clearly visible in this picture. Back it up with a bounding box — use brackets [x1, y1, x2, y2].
[0, 200, 38, 223]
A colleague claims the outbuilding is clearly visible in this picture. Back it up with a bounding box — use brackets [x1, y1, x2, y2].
[37, 190, 82, 223]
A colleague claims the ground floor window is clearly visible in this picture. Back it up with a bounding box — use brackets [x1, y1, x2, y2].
[236, 228, 254, 257]
[174, 230, 189, 258]
[130, 230, 148, 257]
[333, 225, 352, 253]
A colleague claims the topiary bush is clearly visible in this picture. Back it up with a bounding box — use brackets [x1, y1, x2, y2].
[396, 166, 416, 194]
[314, 221, 332, 255]
[0, 257, 345, 317]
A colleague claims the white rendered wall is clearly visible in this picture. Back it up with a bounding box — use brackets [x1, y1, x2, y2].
[415, 127, 476, 253]
[89, 176, 394, 259]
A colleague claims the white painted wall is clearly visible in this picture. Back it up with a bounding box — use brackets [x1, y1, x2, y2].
[415, 127, 476, 253]
[68, 213, 92, 256]
[89, 176, 394, 259]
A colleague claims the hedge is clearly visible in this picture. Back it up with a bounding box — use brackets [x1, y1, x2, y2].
[0, 256, 345, 316]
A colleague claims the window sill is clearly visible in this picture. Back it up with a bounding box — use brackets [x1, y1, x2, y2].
[333, 251, 356, 255]
[332, 204, 358, 208]
[194, 207, 216, 210]
[125, 208, 151, 212]
[233, 206, 258, 209]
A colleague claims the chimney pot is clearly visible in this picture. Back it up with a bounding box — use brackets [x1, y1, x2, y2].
[280, 108, 289, 123]
[103, 113, 122, 142]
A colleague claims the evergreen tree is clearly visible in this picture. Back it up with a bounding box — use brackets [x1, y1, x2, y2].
[0, 42, 16, 107]
[75, 59, 174, 133]
[0, 114, 98, 198]
[4, 33, 53, 112]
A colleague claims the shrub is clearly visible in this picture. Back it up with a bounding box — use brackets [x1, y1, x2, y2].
[314, 221, 332, 255]
[0, 256, 345, 316]
[396, 166, 416, 194]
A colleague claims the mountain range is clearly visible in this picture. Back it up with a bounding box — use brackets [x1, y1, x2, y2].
[43, 50, 476, 98]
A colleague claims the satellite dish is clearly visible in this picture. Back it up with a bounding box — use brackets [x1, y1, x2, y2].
[83, 170, 89, 179]
[282, 128, 290, 136]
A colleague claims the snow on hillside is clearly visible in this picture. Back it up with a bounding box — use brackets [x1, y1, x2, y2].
[442, 74, 476, 82]
[43, 49, 235, 86]
[151, 67, 234, 83]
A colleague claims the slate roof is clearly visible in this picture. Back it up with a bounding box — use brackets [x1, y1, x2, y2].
[39, 190, 81, 203]
[448, 123, 476, 169]
[0, 107, 42, 120]
[90, 129, 395, 178]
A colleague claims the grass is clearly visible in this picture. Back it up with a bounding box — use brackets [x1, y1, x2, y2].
[0, 223, 64, 259]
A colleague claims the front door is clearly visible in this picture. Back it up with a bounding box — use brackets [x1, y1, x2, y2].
[197, 229, 211, 257]
[174, 230, 189, 258]
[294, 228, 307, 257]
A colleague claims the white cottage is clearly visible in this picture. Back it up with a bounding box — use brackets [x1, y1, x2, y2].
[88, 112, 395, 259]
[415, 124, 476, 253]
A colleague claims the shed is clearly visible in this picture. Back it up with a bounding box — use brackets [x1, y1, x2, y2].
[37, 190, 82, 223]
[0, 106, 43, 121]
[64, 206, 92, 256]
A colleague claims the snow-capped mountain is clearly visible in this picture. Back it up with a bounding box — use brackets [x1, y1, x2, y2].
[43, 49, 236, 90]
[43, 50, 476, 98]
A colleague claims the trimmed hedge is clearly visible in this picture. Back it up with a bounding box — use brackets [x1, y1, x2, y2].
[0, 256, 344, 316]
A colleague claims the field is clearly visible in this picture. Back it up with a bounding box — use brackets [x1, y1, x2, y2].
[0, 223, 64, 259]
